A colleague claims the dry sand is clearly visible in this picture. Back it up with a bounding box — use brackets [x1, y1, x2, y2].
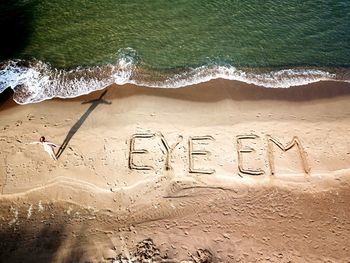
[0, 79, 350, 262]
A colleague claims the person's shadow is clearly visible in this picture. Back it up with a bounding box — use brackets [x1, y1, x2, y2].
[56, 89, 111, 159]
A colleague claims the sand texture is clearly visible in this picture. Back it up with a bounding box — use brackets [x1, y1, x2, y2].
[0, 80, 350, 262]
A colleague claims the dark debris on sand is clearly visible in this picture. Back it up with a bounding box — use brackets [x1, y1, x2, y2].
[112, 238, 213, 263]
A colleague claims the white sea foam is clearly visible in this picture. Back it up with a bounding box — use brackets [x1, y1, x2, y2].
[134, 65, 336, 89]
[0, 48, 344, 104]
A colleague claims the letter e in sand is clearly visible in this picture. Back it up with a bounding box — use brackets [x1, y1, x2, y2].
[129, 133, 155, 170]
[236, 134, 265, 176]
[188, 136, 215, 174]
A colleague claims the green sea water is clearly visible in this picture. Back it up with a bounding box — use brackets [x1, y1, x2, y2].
[0, 0, 350, 104]
[1, 0, 349, 69]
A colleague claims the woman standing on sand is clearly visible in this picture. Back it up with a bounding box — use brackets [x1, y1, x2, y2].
[30, 136, 59, 160]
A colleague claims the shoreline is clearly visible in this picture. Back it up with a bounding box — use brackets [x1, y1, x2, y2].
[1, 78, 350, 109]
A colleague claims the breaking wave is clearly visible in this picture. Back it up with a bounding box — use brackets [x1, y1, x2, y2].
[0, 48, 346, 104]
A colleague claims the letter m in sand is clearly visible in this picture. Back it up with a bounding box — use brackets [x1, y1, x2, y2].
[266, 135, 311, 176]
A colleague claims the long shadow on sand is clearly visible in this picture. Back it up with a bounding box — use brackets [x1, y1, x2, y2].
[56, 89, 111, 159]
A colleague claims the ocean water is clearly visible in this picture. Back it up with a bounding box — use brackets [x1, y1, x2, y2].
[0, 0, 349, 104]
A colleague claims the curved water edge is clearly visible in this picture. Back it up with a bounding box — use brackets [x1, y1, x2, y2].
[0, 49, 348, 105]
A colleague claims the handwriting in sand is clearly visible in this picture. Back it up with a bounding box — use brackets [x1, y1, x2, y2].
[128, 132, 310, 176]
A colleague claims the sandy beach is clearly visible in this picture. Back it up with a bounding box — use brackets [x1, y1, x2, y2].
[0, 80, 350, 262]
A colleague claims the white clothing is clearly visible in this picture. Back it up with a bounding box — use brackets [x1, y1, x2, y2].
[30, 141, 58, 160]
